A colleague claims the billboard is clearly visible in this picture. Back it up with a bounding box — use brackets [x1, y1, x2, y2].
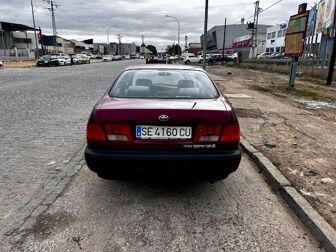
[307, 6, 317, 36]
[285, 11, 309, 56]
[315, 0, 336, 33]
[323, 0, 336, 30]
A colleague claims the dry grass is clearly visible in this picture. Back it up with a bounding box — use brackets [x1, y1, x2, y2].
[4, 60, 36, 68]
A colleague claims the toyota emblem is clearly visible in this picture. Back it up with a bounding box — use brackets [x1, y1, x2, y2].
[159, 115, 169, 122]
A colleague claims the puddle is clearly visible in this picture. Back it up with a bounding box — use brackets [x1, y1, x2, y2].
[296, 99, 336, 109]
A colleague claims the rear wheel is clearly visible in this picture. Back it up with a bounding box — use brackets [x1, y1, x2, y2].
[185, 60, 190, 65]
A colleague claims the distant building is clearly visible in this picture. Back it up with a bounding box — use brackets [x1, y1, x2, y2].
[188, 42, 202, 48]
[232, 32, 267, 60]
[63, 39, 75, 54]
[93, 43, 107, 54]
[200, 24, 270, 54]
[70, 39, 93, 53]
[185, 42, 202, 55]
[42, 35, 64, 53]
[265, 22, 288, 53]
[0, 21, 42, 58]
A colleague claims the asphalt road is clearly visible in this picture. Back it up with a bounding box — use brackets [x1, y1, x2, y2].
[1, 61, 321, 251]
[0, 60, 142, 244]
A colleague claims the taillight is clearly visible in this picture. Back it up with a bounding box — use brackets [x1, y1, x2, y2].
[220, 123, 240, 143]
[86, 122, 106, 142]
[105, 124, 132, 142]
[194, 124, 222, 142]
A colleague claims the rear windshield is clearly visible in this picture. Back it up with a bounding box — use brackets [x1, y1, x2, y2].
[110, 69, 219, 99]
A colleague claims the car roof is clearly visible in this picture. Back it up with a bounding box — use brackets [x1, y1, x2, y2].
[125, 64, 206, 72]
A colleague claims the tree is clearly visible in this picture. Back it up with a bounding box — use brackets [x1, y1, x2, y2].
[141, 43, 146, 48]
[146, 45, 157, 55]
[165, 44, 181, 56]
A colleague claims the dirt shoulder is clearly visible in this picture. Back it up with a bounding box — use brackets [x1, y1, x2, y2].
[3, 60, 36, 68]
[209, 66, 336, 230]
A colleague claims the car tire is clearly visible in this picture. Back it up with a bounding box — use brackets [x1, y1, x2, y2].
[185, 60, 190, 65]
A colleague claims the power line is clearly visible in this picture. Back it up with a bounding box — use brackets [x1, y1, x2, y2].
[234, 0, 283, 24]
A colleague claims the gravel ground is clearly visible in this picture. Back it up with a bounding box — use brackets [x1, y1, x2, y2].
[209, 66, 336, 230]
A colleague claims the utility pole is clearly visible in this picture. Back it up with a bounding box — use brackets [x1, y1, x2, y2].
[250, 1, 260, 59]
[327, 0, 336, 85]
[141, 35, 145, 46]
[117, 34, 122, 55]
[202, 0, 209, 70]
[45, 0, 59, 53]
[222, 18, 227, 64]
[30, 0, 39, 59]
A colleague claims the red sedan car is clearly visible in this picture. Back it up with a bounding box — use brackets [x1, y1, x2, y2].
[85, 65, 241, 181]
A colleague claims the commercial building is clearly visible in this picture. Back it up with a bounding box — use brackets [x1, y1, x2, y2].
[42, 35, 64, 53]
[185, 42, 202, 54]
[265, 22, 288, 53]
[200, 24, 270, 54]
[232, 32, 267, 60]
[0, 21, 41, 58]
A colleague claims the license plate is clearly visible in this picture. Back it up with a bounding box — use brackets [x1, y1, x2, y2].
[136, 125, 192, 140]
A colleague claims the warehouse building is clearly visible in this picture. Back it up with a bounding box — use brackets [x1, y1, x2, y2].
[200, 23, 270, 55]
[0, 21, 41, 58]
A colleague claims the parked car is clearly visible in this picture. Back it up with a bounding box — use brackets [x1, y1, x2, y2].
[114, 55, 123, 61]
[146, 56, 165, 64]
[78, 54, 90, 64]
[207, 54, 231, 64]
[197, 54, 211, 64]
[183, 55, 200, 64]
[0, 58, 3, 68]
[257, 52, 272, 59]
[71, 55, 82, 64]
[103, 55, 113, 62]
[50, 55, 71, 66]
[85, 65, 241, 181]
[36, 55, 53, 67]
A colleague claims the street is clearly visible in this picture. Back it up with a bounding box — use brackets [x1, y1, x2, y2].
[0, 61, 322, 251]
[0, 60, 141, 246]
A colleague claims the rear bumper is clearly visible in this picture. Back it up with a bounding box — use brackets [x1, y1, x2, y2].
[85, 147, 241, 178]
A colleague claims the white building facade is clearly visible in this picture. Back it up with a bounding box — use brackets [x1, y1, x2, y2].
[265, 22, 288, 53]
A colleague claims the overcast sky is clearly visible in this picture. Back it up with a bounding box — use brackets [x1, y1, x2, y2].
[1, 0, 316, 50]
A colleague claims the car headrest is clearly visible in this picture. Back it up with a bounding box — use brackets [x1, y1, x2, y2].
[177, 80, 194, 89]
[128, 86, 150, 97]
[177, 88, 200, 98]
[135, 78, 153, 87]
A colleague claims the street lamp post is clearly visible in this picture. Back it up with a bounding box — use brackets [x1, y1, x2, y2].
[106, 25, 116, 54]
[30, 0, 39, 59]
[202, 0, 209, 70]
[165, 15, 180, 59]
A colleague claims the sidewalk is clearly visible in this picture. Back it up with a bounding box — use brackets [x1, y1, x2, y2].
[209, 66, 336, 230]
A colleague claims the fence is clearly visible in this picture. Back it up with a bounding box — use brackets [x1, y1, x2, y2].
[243, 58, 334, 81]
[0, 48, 34, 60]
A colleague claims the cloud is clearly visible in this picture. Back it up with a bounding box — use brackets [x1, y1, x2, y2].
[0, 0, 316, 50]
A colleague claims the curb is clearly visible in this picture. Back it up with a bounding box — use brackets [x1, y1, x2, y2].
[240, 138, 336, 252]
